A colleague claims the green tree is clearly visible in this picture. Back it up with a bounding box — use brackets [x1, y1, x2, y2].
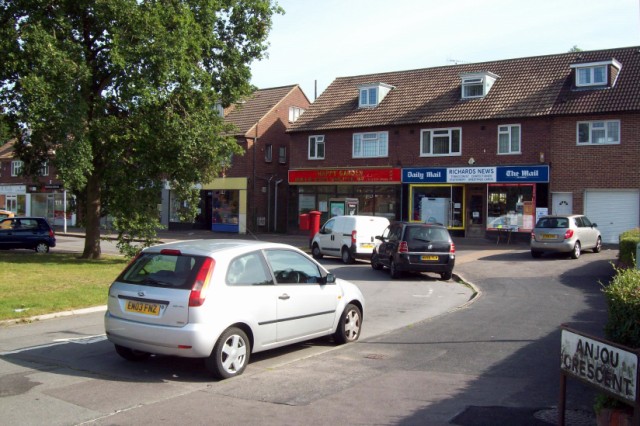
[0, 0, 281, 258]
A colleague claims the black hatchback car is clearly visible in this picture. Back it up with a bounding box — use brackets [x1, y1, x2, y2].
[0, 217, 56, 253]
[371, 222, 455, 280]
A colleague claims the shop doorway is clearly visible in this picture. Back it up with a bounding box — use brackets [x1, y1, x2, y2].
[466, 189, 485, 238]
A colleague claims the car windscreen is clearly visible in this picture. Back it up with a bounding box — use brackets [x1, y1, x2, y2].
[118, 252, 207, 289]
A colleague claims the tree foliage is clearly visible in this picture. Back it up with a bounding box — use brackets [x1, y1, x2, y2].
[0, 0, 282, 258]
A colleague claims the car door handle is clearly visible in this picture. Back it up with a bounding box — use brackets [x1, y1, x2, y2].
[279, 294, 290, 300]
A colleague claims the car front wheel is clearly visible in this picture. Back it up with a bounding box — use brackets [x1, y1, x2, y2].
[206, 327, 250, 379]
[333, 303, 362, 344]
[35, 242, 50, 253]
[571, 242, 581, 259]
[311, 244, 323, 259]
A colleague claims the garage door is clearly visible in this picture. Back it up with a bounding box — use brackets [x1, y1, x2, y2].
[584, 190, 640, 244]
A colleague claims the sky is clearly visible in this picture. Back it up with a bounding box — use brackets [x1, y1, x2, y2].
[250, 0, 640, 101]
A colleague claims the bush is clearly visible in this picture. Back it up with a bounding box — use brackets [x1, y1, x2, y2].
[618, 228, 640, 268]
[602, 266, 640, 347]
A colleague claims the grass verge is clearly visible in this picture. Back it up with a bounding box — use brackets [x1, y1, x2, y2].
[0, 252, 128, 322]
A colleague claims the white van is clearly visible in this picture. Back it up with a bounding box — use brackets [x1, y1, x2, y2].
[311, 215, 391, 264]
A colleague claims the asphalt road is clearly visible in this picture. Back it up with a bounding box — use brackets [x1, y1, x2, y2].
[0, 240, 618, 425]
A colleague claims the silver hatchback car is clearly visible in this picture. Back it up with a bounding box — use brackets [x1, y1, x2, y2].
[530, 214, 602, 259]
[104, 239, 364, 379]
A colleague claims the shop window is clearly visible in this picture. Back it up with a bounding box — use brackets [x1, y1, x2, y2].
[487, 184, 535, 231]
[212, 190, 239, 232]
[409, 185, 464, 228]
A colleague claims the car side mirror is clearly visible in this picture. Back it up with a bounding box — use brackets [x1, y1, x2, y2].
[319, 273, 336, 285]
[592, 223, 598, 228]
[375, 235, 384, 241]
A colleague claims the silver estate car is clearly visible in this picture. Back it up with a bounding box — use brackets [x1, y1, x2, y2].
[104, 239, 364, 379]
[530, 214, 602, 259]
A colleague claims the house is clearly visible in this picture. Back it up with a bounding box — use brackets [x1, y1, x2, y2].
[287, 47, 640, 243]
[0, 139, 74, 227]
[162, 84, 310, 233]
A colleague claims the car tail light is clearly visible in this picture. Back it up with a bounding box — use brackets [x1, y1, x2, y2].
[450, 242, 456, 254]
[189, 257, 215, 307]
[398, 241, 409, 253]
[564, 229, 574, 240]
[49, 228, 55, 238]
[351, 230, 357, 245]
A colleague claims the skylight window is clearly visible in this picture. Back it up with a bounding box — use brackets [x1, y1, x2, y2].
[570, 59, 621, 88]
[358, 83, 394, 108]
[460, 72, 499, 99]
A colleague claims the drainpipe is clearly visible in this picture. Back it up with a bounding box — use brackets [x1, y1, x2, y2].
[267, 175, 273, 232]
[274, 178, 283, 232]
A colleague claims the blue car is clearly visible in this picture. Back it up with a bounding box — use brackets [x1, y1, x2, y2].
[0, 217, 56, 253]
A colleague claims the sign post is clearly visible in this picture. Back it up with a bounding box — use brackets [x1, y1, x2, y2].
[559, 325, 640, 426]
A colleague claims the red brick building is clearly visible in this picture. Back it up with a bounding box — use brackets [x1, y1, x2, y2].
[287, 47, 640, 243]
[163, 84, 310, 233]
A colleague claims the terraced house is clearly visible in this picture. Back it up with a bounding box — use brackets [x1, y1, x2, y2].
[287, 46, 640, 244]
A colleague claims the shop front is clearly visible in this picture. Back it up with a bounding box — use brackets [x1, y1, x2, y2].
[0, 184, 75, 227]
[288, 168, 402, 228]
[166, 177, 247, 233]
[402, 165, 549, 239]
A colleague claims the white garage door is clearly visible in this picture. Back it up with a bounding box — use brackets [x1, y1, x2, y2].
[584, 190, 640, 244]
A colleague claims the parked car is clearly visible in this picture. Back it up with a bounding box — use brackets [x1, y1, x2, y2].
[0, 209, 15, 220]
[530, 214, 602, 259]
[0, 217, 56, 253]
[104, 239, 365, 379]
[311, 215, 390, 264]
[371, 222, 456, 280]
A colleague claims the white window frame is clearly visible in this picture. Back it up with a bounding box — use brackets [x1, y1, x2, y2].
[420, 128, 462, 157]
[571, 60, 621, 88]
[359, 87, 378, 108]
[577, 120, 620, 145]
[497, 124, 521, 155]
[352, 132, 388, 159]
[11, 160, 23, 176]
[264, 144, 273, 162]
[460, 72, 498, 99]
[278, 146, 286, 164]
[39, 161, 49, 176]
[289, 106, 304, 122]
[308, 135, 325, 160]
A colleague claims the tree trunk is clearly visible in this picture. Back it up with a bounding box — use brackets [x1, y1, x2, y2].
[81, 173, 102, 259]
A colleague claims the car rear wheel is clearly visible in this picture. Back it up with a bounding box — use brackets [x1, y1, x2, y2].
[333, 303, 362, 344]
[34, 242, 50, 253]
[341, 247, 354, 264]
[114, 344, 151, 361]
[531, 250, 543, 258]
[440, 271, 452, 281]
[571, 241, 581, 259]
[311, 244, 323, 259]
[389, 259, 402, 279]
[206, 327, 250, 379]
[593, 237, 602, 253]
[371, 253, 383, 270]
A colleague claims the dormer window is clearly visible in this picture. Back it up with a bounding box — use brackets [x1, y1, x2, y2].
[358, 83, 394, 108]
[460, 72, 499, 99]
[570, 59, 621, 88]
